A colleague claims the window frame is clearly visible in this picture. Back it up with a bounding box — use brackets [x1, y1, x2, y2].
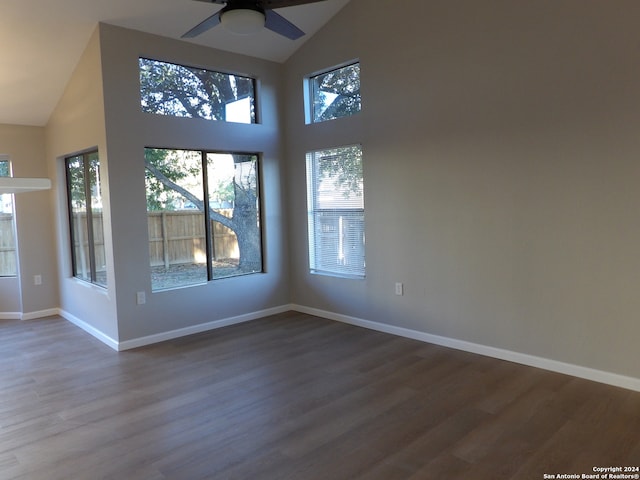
[65, 149, 106, 287]
[305, 61, 361, 124]
[306, 144, 365, 279]
[0, 156, 18, 277]
[145, 147, 264, 292]
[138, 57, 258, 124]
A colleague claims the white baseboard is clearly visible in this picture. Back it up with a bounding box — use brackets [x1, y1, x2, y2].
[1, 308, 62, 320]
[117, 304, 292, 351]
[22, 308, 61, 321]
[291, 304, 640, 393]
[33, 302, 640, 392]
[59, 309, 120, 351]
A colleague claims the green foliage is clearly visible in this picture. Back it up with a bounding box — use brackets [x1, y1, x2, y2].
[139, 58, 263, 272]
[144, 148, 262, 271]
[210, 180, 234, 206]
[0, 161, 9, 177]
[312, 63, 361, 122]
[66, 153, 100, 208]
[144, 149, 202, 211]
[317, 145, 363, 198]
[139, 58, 255, 122]
[66, 157, 86, 208]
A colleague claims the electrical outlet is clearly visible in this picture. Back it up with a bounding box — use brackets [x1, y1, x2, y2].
[395, 282, 403, 296]
[34, 275, 42, 286]
[136, 291, 146, 305]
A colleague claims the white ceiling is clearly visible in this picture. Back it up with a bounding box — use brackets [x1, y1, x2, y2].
[0, 0, 349, 127]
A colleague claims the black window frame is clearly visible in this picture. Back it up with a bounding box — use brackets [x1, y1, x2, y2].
[65, 149, 106, 287]
[0, 156, 17, 277]
[138, 57, 258, 124]
[306, 61, 361, 124]
[144, 147, 264, 291]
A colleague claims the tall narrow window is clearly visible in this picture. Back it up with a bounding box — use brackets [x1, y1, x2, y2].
[307, 62, 361, 124]
[65, 151, 107, 287]
[306, 145, 365, 278]
[0, 157, 17, 277]
[145, 148, 262, 291]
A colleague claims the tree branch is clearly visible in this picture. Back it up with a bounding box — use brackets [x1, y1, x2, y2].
[144, 160, 236, 231]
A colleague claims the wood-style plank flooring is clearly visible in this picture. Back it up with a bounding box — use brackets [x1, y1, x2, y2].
[1, 312, 638, 479]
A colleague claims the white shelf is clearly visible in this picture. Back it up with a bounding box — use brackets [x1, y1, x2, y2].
[0, 177, 51, 194]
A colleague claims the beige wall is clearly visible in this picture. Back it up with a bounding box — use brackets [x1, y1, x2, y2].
[284, 0, 640, 379]
[0, 124, 57, 317]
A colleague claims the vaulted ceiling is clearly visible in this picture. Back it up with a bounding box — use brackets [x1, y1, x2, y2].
[0, 0, 349, 126]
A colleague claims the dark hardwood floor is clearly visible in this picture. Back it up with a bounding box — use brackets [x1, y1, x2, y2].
[0, 311, 638, 479]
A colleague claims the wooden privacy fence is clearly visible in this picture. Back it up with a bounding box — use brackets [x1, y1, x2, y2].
[70, 210, 237, 275]
[0, 213, 17, 276]
[147, 210, 238, 268]
[2, 211, 238, 276]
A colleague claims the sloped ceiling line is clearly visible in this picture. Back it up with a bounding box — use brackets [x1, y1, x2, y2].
[0, 0, 349, 126]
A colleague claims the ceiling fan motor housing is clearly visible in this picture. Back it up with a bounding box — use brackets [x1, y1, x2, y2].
[220, 0, 266, 35]
[184, 0, 318, 40]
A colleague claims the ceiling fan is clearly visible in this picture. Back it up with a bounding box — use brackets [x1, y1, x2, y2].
[182, 0, 327, 40]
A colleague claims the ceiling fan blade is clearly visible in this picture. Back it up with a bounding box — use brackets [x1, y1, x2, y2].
[264, 9, 305, 40]
[182, 11, 222, 38]
[264, 0, 327, 7]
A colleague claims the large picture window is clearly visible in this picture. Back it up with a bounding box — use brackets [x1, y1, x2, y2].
[307, 62, 361, 124]
[0, 157, 17, 277]
[306, 145, 365, 278]
[145, 148, 262, 291]
[65, 150, 107, 287]
[139, 58, 256, 124]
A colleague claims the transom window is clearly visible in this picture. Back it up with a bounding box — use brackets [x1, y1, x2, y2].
[139, 58, 256, 124]
[145, 148, 263, 291]
[306, 145, 365, 278]
[307, 62, 361, 124]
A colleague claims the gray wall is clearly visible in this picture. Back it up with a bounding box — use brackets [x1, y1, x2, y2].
[44, 24, 290, 344]
[6, 1, 640, 383]
[46, 28, 118, 339]
[97, 24, 289, 342]
[284, 0, 640, 379]
[0, 124, 57, 317]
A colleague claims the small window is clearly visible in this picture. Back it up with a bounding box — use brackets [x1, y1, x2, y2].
[306, 145, 365, 278]
[65, 151, 107, 287]
[307, 62, 361, 123]
[0, 157, 17, 277]
[139, 58, 256, 124]
[145, 148, 263, 291]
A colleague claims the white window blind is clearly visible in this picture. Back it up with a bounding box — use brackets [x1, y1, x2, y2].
[306, 145, 365, 278]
